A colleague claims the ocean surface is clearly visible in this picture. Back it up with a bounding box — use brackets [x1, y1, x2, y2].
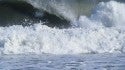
[0, 0, 125, 70]
[0, 54, 125, 70]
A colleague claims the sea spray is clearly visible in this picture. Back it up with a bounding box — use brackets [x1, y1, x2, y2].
[0, 1, 125, 54]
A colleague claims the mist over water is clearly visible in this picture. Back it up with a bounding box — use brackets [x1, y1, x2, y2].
[25, 0, 98, 22]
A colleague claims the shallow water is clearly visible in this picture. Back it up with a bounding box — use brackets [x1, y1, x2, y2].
[0, 53, 125, 70]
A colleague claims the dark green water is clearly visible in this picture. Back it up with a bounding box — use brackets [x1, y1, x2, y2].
[0, 0, 38, 26]
[0, 0, 70, 28]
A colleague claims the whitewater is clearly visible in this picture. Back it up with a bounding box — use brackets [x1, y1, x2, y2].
[0, 0, 125, 70]
[0, 1, 125, 54]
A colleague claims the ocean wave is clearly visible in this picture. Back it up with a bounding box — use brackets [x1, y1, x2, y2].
[0, 1, 125, 54]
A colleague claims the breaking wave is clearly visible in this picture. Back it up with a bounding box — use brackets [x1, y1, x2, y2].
[0, 1, 125, 54]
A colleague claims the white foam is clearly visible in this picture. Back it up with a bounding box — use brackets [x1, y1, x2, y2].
[0, 1, 125, 54]
[91, 1, 125, 27]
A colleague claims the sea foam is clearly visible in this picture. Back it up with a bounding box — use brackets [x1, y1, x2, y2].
[0, 1, 125, 54]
